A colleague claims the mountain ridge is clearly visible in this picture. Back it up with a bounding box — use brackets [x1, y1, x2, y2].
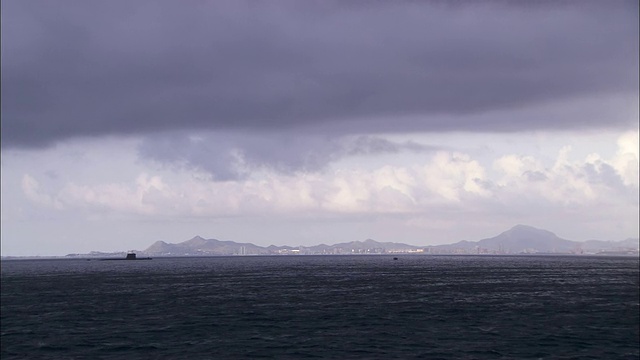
[138, 224, 638, 256]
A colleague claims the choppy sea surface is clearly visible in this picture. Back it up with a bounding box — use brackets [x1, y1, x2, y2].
[1, 255, 638, 359]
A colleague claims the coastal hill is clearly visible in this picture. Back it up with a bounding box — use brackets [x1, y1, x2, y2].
[431, 225, 638, 254]
[145, 236, 268, 255]
[144, 236, 422, 256]
[432, 224, 577, 254]
[138, 225, 638, 257]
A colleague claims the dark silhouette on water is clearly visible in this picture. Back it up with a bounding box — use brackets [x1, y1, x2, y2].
[100, 252, 152, 261]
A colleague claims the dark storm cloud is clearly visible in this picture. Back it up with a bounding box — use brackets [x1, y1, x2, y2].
[138, 132, 439, 180]
[2, 0, 638, 148]
[138, 132, 340, 180]
[344, 136, 437, 156]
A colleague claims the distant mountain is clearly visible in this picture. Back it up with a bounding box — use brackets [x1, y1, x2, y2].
[431, 224, 574, 254]
[145, 236, 271, 256]
[143, 236, 423, 256]
[431, 225, 638, 254]
[138, 225, 638, 257]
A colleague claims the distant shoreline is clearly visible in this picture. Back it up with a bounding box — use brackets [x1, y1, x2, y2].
[3, 252, 639, 261]
[4, 225, 637, 259]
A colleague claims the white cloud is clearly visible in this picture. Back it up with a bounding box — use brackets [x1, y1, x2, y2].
[21, 137, 636, 220]
[612, 130, 639, 187]
[421, 151, 490, 202]
[492, 140, 637, 207]
[21, 174, 63, 209]
[493, 154, 543, 179]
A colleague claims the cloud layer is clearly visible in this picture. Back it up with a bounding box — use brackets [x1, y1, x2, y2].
[2, 2, 638, 256]
[3, 0, 638, 148]
[137, 132, 440, 180]
[19, 132, 639, 222]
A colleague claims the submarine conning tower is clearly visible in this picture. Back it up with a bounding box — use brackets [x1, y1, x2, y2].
[125, 253, 137, 260]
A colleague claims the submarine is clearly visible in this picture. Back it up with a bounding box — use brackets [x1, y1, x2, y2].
[100, 252, 152, 261]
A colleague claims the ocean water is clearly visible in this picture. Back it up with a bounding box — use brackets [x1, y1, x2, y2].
[1, 255, 638, 359]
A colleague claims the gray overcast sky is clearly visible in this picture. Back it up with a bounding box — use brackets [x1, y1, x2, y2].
[1, 0, 638, 255]
[3, 0, 637, 147]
